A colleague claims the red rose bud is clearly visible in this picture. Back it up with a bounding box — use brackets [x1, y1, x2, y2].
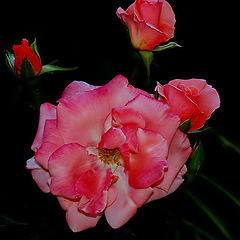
[12, 39, 42, 77]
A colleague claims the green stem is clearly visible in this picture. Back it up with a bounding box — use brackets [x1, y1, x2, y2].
[184, 189, 233, 240]
[199, 174, 240, 207]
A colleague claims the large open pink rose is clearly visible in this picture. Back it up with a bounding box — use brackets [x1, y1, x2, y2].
[117, 0, 175, 50]
[155, 79, 220, 131]
[27, 75, 191, 231]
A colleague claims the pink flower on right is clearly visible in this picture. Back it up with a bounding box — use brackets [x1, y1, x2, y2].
[155, 79, 220, 131]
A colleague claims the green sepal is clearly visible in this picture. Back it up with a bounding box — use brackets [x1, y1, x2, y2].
[5, 50, 16, 75]
[188, 140, 205, 174]
[21, 58, 36, 78]
[39, 64, 78, 75]
[179, 116, 192, 133]
[30, 38, 41, 61]
[152, 41, 182, 52]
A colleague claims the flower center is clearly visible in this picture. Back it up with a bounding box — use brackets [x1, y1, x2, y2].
[177, 83, 199, 101]
[97, 147, 122, 166]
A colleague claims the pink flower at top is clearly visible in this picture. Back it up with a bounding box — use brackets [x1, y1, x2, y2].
[155, 79, 220, 131]
[26, 75, 191, 231]
[117, 0, 175, 50]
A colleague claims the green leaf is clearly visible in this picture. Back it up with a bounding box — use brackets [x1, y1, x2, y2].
[152, 41, 182, 52]
[188, 140, 205, 174]
[211, 129, 240, 155]
[5, 50, 16, 75]
[21, 58, 36, 78]
[188, 126, 212, 134]
[30, 38, 41, 61]
[39, 64, 78, 75]
[181, 218, 218, 240]
[184, 189, 233, 240]
[199, 174, 240, 208]
[179, 116, 192, 133]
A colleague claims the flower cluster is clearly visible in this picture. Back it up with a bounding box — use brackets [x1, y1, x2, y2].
[25, 0, 220, 233]
[26, 74, 219, 231]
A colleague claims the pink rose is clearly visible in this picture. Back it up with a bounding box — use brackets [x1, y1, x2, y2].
[155, 79, 220, 131]
[116, 0, 175, 50]
[26, 75, 191, 231]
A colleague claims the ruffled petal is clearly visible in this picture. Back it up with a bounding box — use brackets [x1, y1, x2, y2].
[61, 80, 100, 100]
[128, 128, 168, 188]
[148, 165, 187, 202]
[57, 75, 143, 146]
[31, 103, 56, 152]
[65, 201, 101, 232]
[98, 127, 126, 149]
[48, 143, 97, 199]
[156, 130, 191, 191]
[34, 119, 64, 169]
[26, 157, 51, 193]
[126, 94, 180, 145]
[105, 167, 152, 228]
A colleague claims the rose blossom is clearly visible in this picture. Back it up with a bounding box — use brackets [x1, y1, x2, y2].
[12, 39, 42, 76]
[26, 75, 191, 231]
[116, 0, 175, 50]
[155, 79, 220, 131]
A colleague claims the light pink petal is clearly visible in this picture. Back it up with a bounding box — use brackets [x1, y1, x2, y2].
[163, 84, 198, 123]
[126, 94, 180, 145]
[57, 75, 142, 146]
[105, 167, 152, 228]
[61, 80, 100, 100]
[157, 130, 191, 191]
[98, 127, 126, 149]
[34, 120, 64, 169]
[148, 165, 187, 202]
[57, 196, 77, 211]
[31, 103, 56, 152]
[26, 157, 51, 193]
[66, 202, 101, 232]
[48, 143, 97, 199]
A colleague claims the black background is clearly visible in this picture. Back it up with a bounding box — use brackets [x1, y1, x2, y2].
[0, 1, 239, 239]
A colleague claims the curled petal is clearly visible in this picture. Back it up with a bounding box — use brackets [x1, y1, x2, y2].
[126, 94, 180, 145]
[156, 130, 191, 192]
[98, 127, 126, 149]
[128, 128, 168, 188]
[105, 167, 152, 228]
[65, 201, 102, 232]
[49, 143, 97, 199]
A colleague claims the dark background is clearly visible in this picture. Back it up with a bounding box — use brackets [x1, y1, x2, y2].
[0, 1, 239, 239]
